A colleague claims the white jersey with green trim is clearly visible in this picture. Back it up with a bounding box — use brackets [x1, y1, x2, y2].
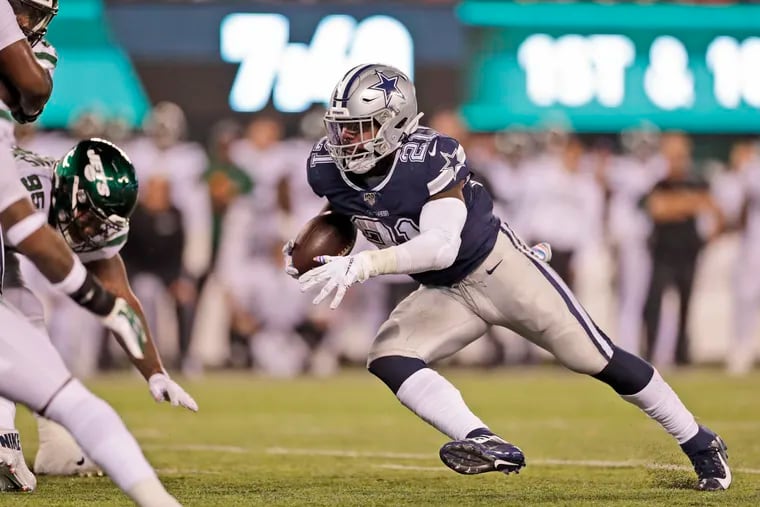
[0, 0, 23, 53]
[3, 147, 130, 288]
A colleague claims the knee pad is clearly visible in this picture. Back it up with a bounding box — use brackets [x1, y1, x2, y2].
[592, 346, 654, 395]
[368, 355, 427, 394]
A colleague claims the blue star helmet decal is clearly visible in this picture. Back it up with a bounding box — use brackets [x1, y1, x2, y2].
[369, 70, 405, 108]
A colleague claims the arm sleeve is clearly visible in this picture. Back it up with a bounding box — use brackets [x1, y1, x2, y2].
[362, 196, 467, 276]
[0, 1, 23, 52]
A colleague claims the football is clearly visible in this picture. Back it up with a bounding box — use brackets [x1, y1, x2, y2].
[291, 211, 357, 274]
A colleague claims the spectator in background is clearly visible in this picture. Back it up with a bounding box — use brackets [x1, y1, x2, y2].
[716, 140, 760, 375]
[517, 133, 604, 289]
[203, 119, 252, 265]
[281, 107, 332, 239]
[642, 132, 724, 365]
[126, 102, 211, 365]
[230, 114, 292, 251]
[605, 127, 665, 354]
[121, 175, 193, 368]
[127, 101, 212, 282]
[489, 129, 534, 226]
[186, 120, 252, 373]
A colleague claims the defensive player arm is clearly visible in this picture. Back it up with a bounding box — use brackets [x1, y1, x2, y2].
[85, 254, 164, 379]
[1, 197, 148, 360]
[360, 181, 467, 276]
[0, 39, 52, 120]
[86, 254, 199, 411]
[1, 198, 85, 285]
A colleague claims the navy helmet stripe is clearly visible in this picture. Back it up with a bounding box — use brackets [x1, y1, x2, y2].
[340, 64, 374, 102]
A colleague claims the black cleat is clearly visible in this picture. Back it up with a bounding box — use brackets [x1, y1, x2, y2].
[684, 427, 731, 491]
[439, 434, 526, 475]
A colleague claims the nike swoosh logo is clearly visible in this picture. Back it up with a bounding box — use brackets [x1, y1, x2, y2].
[428, 140, 437, 156]
[485, 259, 503, 275]
[76, 457, 85, 466]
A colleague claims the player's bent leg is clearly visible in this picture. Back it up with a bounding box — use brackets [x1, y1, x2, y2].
[42, 379, 181, 506]
[367, 285, 525, 476]
[488, 231, 730, 489]
[368, 356, 526, 476]
[33, 416, 102, 477]
[0, 288, 102, 479]
[481, 231, 613, 375]
[594, 346, 731, 491]
[0, 300, 77, 494]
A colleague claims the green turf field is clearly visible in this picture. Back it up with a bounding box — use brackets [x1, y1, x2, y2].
[2, 367, 759, 506]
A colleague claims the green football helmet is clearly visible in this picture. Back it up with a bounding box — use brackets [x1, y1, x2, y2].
[52, 138, 138, 252]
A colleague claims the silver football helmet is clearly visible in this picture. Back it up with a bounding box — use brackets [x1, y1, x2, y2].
[324, 64, 422, 174]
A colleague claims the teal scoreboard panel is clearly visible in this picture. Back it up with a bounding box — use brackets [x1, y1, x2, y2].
[458, 1, 760, 132]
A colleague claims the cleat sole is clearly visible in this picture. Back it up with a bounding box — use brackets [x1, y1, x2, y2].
[440, 441, 526, 476]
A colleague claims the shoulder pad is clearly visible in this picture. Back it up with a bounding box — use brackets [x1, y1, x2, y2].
[410, 130, 470, 195]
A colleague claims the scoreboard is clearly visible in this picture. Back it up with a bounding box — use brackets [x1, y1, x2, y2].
[458, 1, 760, 132]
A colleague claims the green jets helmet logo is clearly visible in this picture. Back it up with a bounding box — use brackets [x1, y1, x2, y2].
[52, 138, 139, 253]
[84, 149, 111, 197]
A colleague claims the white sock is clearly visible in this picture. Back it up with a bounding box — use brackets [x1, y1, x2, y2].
[128, 477, 181, 507]
[621, 369, 699, 444]
[44, 379, 168, 503]
[0, 397, 16, 429]
[396, 368, 486, 440]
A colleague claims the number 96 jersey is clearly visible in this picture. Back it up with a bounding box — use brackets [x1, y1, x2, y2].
[307, 127, 500, 286]
[2, 147, 129, 289]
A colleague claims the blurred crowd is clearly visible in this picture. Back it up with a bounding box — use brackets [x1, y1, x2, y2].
[14, 104, 760, 378]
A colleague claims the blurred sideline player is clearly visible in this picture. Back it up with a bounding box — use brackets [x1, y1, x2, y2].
[0, 1, 182, 504]
[289, 63, 731, 491]
[605, 127, 665, 354]
[1, 139, 198, 480]
[713, 141, 760, 374]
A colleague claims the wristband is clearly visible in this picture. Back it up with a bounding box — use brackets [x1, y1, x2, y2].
[52, 258, 116, 316]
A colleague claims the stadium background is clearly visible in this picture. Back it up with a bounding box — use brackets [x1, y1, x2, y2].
[8, 1, 760, 505]
[17, 0, 760, 377]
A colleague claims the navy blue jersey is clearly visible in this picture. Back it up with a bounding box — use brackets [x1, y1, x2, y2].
[307, 127, 500, 286]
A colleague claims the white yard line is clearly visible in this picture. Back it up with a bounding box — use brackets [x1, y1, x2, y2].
[156, 468, 222, 475]
[266, 446, 760, 475]
[146, 444, 250, 454]
[266, 447, 430, 460]
[145, 445, 760, 475]
[375, 464, 446, 472]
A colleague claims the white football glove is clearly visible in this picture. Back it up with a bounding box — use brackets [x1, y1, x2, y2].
[282, 240, 299, 279]
[101, 298, 146, 360]
[148, 373, 199, 412]
[298, 253, 372, 309]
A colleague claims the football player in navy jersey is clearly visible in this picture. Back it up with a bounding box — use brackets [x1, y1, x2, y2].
[288, 64, 731, 491]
